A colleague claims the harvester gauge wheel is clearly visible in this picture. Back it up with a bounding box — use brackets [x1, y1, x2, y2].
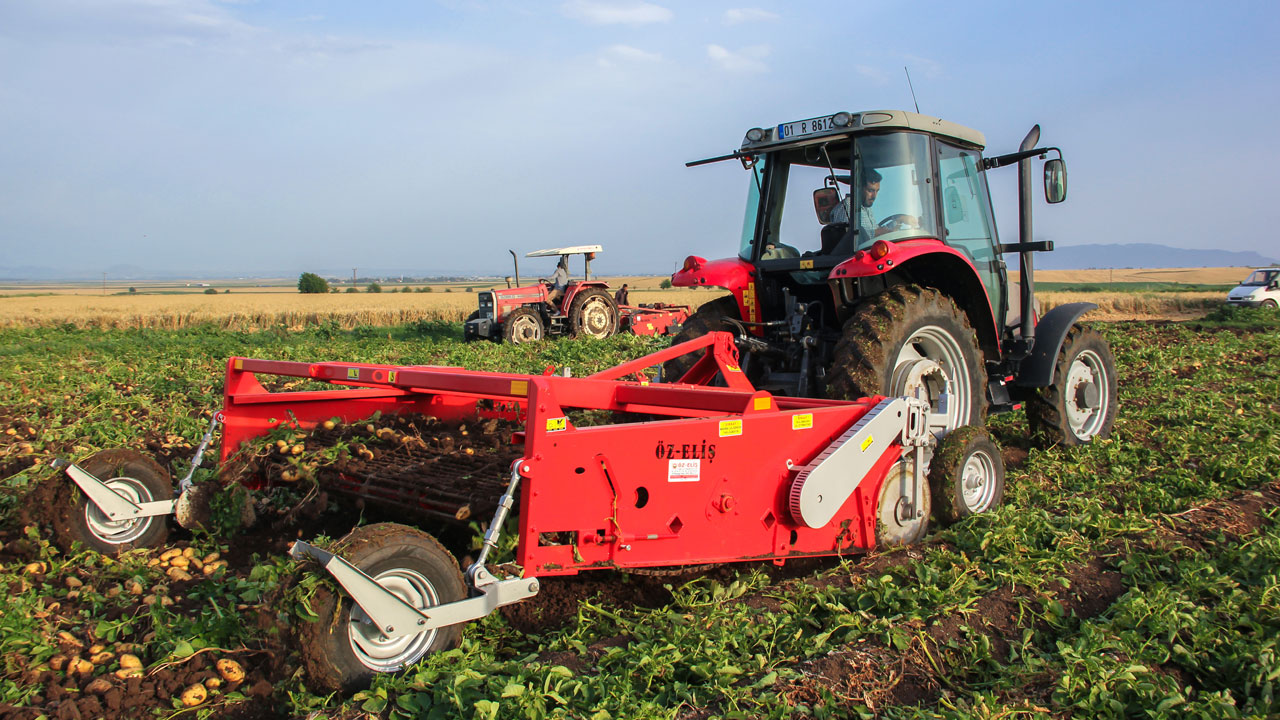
[1028, 326, 1117, 446]
[875, 459, 930, 546]
[830, 285, 986, 441]
[53, 449, 171, 555]
[929, 426, 1005, 525]
[502, 306, 545, 344]
[299, 523, 466, 693]
[568, 289, 619, 340]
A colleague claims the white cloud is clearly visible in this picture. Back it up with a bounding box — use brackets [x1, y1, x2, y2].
[707, 44, 769, 73]
[901, 54, 944, 80]
[854, 64, 890, 85]
[723, 8, 778, 25]
[596, 43, 662, 68]
[561, 0, 672, 26]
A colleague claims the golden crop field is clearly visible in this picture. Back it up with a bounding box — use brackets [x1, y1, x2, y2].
[0, 268, 1248, 329]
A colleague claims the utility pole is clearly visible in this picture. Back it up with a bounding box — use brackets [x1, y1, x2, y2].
[353, 268, 357, 286]
[102, 272, 106, 296]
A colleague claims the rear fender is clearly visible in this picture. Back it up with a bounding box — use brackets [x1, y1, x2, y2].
[831, 239, 1000, 357]
[672, 256, 760, 329]
[1015, 303, 1098, 387]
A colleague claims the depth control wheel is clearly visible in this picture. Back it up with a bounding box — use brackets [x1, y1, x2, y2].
[875, 459, 930, 546]
[568, 289, 619, 339]
[929, 426, 1005, 525]
[1028, 325, 1117, 446]
[52, 449, 171, 555]
[299, 523, 466, 693]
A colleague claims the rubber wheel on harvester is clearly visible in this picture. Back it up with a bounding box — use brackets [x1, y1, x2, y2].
[502, 306, 544, 344]
[1027, 325, 1118, 446]
[828, 285, 986, 438]
[875, 459, 930, 546]
[52, 449, 172, 555]
[660, 295, 740, 382]
[299, 523, 467, 693]
[568, 289, 620, 339]
[928, 425, 1005, 525]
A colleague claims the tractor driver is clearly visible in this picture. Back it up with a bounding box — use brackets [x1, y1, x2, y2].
[543, 255, 570, 304]
[828, 168, 917, 248]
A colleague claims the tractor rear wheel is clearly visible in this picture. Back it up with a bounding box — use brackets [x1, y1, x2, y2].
[828, 285, 986, 438]
[1027, 325, 1117, 446]
[502, 306, 544, 343]
[568, 289, 619, 340]
[875, 459, 930, 546]
[660, 295, 740, 382]
[928, 426, 1005, 525]
[299, 523, 466, 693]
[52, 449, 172, 555]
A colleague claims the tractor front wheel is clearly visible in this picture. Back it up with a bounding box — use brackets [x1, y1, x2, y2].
[828, 285, 986, 438]
[502, 306, 544, 343]
[1027, 325, 1117, 446]
[52, 449, 172, 555]
[568, 289, 619, 340]
[660, 295, 740, 382]
[299, 523, 467, 693]
[929, 426, 1005, 525]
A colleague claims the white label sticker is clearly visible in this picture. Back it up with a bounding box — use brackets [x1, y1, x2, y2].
[667, 459, 700, 483]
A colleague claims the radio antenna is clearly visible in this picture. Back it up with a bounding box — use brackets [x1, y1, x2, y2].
[904, 66, 920, 114]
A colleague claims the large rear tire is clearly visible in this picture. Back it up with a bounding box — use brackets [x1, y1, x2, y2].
[1027, 325, 1117, 446]
[568, 289, 619, 340]
[502, 306, 544, 344]
[660, 295, 740, 382]
[53, 449, 172, 555]
[299, 523, 467, 693]
[828, 285, 987, 438]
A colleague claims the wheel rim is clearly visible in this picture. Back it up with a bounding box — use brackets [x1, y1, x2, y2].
[84, 477, 155, 545]
[959, 449, 998, 513]
[1064, 349, 1109, 440]
[877, 461, 927, 545]
[508, 314, 541, 342]
[347, 568, 441, 672]
[890, 325, 973, 438]
[579, 297, 613, 338]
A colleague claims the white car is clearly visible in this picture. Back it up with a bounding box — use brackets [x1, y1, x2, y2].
[1226, 268, 1280, 308]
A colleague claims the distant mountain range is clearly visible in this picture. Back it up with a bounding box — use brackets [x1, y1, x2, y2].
[1036, 243, 1276, 270]
[0, 244, 1275, 282]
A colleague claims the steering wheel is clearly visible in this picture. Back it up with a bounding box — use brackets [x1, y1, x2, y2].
[878, 214, 919, 231]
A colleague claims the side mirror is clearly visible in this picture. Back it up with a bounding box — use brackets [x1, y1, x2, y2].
[813, 187, 839, 225]
[1044, 158, 1068, 204]
[943, 186, 965, 223]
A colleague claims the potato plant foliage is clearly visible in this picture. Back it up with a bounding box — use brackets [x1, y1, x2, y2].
[0, 308, 1277, 718]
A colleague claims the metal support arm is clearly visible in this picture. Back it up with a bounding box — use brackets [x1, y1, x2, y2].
[52, 459, 177, 520]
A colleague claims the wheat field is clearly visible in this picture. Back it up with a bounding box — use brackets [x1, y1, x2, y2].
[0, 268, 1251, 330]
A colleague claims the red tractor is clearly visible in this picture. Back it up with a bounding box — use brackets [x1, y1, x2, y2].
[666, 109, 1118, 448]
[464, 245, 691, 344]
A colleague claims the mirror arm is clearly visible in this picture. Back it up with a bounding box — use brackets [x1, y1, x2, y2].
[983, 146, 1061, 170]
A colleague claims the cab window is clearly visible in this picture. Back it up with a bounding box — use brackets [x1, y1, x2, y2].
[938, 142, 1003, 317]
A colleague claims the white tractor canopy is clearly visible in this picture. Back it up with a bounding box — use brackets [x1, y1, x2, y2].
[526, 245, 603, 258]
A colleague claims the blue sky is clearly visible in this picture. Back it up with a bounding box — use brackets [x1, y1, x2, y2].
[1, 0, 1277, 279]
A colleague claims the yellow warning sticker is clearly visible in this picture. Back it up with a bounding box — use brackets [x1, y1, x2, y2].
[792, 413, 813, 430]
[719, 419, 743, 437]
[510, 380, 528, 396]
[546, 417, 567, 432]
[388, 371, 397, 383]
[860, 435, 875, 452]
[799, 259, 814, 269]
[726, 365, 743, 373]
[754, 397, 772, 411]
[347, 368, 360, 380]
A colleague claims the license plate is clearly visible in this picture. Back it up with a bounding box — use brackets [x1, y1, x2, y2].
[777, 114, 840, 140]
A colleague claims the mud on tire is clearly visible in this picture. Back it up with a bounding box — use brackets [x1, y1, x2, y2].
[52, 449, 172, 555]
[568, 289, 619, 339]
[928, 425, 1005, 525]
[660, 295, 740, 382]
[1027, 325, 1117, 446]
[828, 285, 986, 434]
[299, 523, 466, 693]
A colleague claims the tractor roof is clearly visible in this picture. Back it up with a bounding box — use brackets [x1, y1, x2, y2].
[525, 245, 603, 258]
[739, 109, 986, 153]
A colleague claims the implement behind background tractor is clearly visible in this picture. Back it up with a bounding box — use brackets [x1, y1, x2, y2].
[49, 332, 1006, 691]
[464, 245, 691, 344]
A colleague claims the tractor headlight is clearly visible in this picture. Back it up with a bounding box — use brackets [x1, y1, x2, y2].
[745, 127, 765, 143]
[832, 112, 852, 127]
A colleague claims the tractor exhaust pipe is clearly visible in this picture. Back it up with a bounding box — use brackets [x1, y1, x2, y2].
[1017, 124, 1040, 350]
[509, 250, 520, 287]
